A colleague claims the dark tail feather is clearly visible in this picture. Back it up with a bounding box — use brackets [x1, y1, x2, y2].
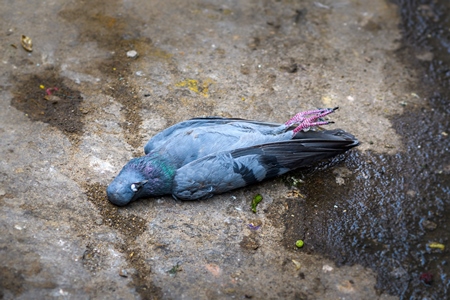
[293, 129, 359, 149]
[230, 129, 358, 171]
[271, 129, 358, 168]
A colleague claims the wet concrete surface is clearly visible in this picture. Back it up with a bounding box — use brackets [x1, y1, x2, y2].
[1, 0, 449, 299]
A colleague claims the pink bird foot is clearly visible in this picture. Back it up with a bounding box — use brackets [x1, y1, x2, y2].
[286, 107, 338, 135]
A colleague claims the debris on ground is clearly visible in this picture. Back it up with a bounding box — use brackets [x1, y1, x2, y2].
[295, 240, 304, 248]
[251, 194, 263, 213]
[21, 35, 33, 52]
[167, 262, 182, 277]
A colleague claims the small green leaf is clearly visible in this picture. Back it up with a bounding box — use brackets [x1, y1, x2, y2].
[251, 194, 263, 213]
[167, 262, 182, 277]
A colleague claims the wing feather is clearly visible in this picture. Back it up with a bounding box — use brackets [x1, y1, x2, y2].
[144, 117, 282, 154]
[172, 129, 358, 200]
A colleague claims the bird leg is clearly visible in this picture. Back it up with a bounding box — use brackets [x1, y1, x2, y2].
[285, 107, 338, 135]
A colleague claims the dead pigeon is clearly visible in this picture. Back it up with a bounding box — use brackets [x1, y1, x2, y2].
[107, 108, 358, 206]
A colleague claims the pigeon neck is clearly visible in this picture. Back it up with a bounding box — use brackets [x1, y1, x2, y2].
[136, 154, 176, 196]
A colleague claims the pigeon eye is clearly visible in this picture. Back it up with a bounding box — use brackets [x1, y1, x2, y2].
[130, 180, 148, 192]
[130, 183, 139, 192]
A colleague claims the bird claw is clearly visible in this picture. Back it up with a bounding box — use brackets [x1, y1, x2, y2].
[286, 107, 338, 135]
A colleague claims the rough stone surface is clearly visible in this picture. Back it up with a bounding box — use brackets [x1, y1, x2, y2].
[2, 0, 443, 299]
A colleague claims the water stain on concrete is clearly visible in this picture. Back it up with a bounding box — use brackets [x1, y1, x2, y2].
[59, 0, 219, 140]
[0, 249, 56, 298]
[59, 3, 147, 149]
[10, 70, 84, 143]
[84, 183, 163, 299]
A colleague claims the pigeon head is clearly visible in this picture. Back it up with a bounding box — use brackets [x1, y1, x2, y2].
[106, 169, 147, 206]
[107, 156, 174, 206]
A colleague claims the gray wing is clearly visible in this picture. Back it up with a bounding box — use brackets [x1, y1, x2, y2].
[172, 129, 358, 200]
[144, 117, 281, 154]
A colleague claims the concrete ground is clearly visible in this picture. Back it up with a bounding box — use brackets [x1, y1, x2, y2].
[1, 0, 445, 299]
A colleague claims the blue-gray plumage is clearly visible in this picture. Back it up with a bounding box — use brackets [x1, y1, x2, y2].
[107, 108, 358, 206]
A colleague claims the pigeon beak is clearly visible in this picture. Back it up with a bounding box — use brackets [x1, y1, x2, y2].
[139, 180, 148, 187]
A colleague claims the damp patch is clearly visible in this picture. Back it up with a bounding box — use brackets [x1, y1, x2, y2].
[84, 183, 163, 299]
[10, 70, 84, 141]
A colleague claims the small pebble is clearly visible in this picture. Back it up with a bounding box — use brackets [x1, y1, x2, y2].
[119, 269, 128, 277]
[95, 218, 103, 225]
[292, 259, 301, 270]
[126, 50, 138, 58]
[421, 219, 437, 231]
[44, 95, 61, 102]
[322, 265, 333, 272]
